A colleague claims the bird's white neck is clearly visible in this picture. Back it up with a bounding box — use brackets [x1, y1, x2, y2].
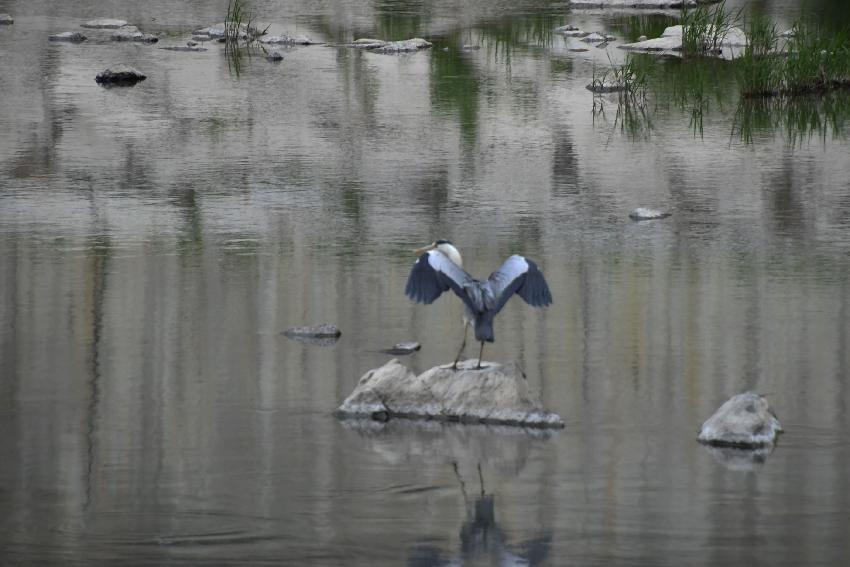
[436, 242, 463, 268]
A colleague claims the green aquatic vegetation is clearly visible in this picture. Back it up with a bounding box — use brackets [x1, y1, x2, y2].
[732, 91, 850, 146]
[783, 23, 850, 94]
[680, 1, 741, 57]
[734, 14, 782, 97]
[223, 0, 269, 77]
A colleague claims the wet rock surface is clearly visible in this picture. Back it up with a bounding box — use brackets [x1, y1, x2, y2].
[49, 31, 87, 43]
[629, 207, 671, 220]
[82, 18, 128, 29]
[335, 359, 565, 428]
[698, 392, 783, 447]
[95, 64, 147, 85]
[0, 13, 13, 25]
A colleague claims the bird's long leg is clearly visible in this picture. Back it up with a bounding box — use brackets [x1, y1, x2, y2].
[476, 341, 485, 370]
[452, 324, 468, 370]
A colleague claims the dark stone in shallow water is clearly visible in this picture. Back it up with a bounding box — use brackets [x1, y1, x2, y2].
[111, 28, 158, 43]
[0, 13, 13, 25]
[50, 31, 87, 43]
[95, 65, 147, 85]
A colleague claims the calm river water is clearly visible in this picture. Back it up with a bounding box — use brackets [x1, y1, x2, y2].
[2, 0, 850, 565]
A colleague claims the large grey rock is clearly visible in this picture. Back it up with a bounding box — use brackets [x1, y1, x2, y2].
[95, 64, 147, 85]
[0, 13, 13, 25]
[335, 359, 565, 428]
[82, 18, 128, 29]
[698, 392, 783, 447]
[49, 31, 87, 43]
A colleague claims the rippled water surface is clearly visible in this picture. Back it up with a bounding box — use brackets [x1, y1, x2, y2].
[2, 0, 850, 565]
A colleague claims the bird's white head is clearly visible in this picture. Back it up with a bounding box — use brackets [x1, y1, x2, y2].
[414, 239, 463, 268]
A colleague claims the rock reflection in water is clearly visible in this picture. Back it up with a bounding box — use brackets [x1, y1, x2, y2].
[700, 443, 776, 472]
[340, 420, 553, 566]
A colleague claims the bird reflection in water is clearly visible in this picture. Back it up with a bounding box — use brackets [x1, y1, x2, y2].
[407, 462, 551, 567]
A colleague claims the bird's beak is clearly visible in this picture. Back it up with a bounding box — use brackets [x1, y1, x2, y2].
[413, 243, 436, 256]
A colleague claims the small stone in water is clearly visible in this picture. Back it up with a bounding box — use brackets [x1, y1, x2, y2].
[82, 18, 128, 29]
[381, 342, 421, 355]
[629, 208, 671, 221]
[95, 64, 147, 85]
[49, 31, 87, 43]
[0, 13, 13, 25]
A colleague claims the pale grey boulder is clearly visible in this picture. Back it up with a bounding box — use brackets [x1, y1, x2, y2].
[49, 31, 87, 42]
[0, 13, 13, 25]
[95, 64, 147, 85]
[82, 18, 128, 29]
[698, 392, 783, 447]
[348, 38, 386, 49]
[335, 359, 564, 428]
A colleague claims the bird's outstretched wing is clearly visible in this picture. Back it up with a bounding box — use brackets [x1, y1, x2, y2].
[405, 251, 479, 313]
[488, 255, 553, 314]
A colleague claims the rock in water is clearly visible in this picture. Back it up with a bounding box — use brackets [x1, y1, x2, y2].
[82, 19, 128, 29]
[629, 207, 671, 220]
[697, 392, 783, 447]
[265, 50, 284, 61]
[49, 31, 87, 42]
[0, 14, 13, 25]
[283, 324, 341, 338]
[381, 342, 421, 355]
[335, 359, 565, 428]
[95, 65, 147, 85]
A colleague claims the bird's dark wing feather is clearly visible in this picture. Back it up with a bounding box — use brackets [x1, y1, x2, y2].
[405, 251, 479, 312]
[488, 255, 553, 314]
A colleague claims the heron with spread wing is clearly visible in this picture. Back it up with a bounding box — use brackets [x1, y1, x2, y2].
[405, 240, 553, 369]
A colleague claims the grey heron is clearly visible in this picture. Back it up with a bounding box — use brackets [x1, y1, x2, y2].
[405, 240, 553, 370]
